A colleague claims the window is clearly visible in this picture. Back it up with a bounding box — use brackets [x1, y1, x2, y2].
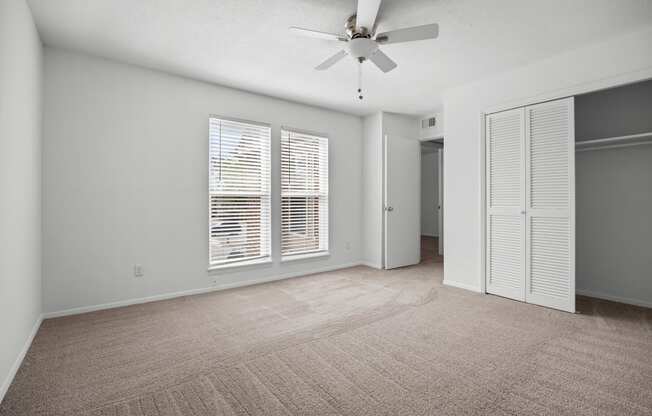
[281, 128, 329, 258]
[209, 117, 271, 268]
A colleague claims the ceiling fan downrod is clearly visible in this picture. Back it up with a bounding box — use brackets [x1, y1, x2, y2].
[357, 60, 364, 100]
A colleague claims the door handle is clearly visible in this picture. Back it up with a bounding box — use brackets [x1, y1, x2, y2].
[385, 206, 394, 212]
[520, 210, 526, 215]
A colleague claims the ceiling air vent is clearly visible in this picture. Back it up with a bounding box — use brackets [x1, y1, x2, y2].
[421, 117, 436, 129]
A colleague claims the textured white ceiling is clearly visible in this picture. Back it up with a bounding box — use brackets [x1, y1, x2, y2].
[28, 0, 652, 116]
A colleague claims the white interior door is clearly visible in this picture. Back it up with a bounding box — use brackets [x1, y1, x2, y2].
[485, 108, 526, 301]
[524, 98, 575, 312]
[384, 134, 420, 269]
[437, 148, 444, 256]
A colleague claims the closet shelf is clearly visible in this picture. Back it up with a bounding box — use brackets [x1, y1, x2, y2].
[575, 131, 652, 152]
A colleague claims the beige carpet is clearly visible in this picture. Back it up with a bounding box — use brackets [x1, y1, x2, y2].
[2, 263, 652, 415]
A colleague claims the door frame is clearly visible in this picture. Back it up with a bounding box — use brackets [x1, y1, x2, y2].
[416, 141, 444, 258]
[437, 147, 444, 256]
[418, 135, 444, 266]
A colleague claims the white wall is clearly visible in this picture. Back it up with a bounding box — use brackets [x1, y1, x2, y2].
[42, 48, 363, 314]
[0, 0, 42, 401]
[362, 112, 383, 268]
[383, 112, 419, 140]
[419, 112, 444, 140]
[420, 150, 438, 237]
[442, 25, 652, 292]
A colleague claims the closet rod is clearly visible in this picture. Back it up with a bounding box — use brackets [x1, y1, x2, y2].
[575, 131, 652, 152]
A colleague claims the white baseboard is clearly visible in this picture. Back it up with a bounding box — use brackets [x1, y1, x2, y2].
[576, 289, 652, 309]
[443, 279, 482, 293]
[359, 260, 383, 269]
[0, 314, 42, 405]
[43, 261, 364, 319]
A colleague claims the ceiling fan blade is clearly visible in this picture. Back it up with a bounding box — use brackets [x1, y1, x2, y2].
[368, 49, 397, 73]
[289, 26, 347, 42]
[356, 0, 382, 33]
[376, 23, 439, 44]
[315, 50, 348, 70]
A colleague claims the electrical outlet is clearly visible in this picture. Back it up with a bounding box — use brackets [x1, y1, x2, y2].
[134, 264, 144, 277]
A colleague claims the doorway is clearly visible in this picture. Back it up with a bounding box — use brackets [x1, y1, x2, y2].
[420, 140, 443, 264]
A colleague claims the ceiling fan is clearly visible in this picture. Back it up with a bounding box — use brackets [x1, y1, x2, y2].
[289, 0, 439, 98]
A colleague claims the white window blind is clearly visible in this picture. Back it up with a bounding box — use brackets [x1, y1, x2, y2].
[209, 117, 271, 268]
[281, 129, 329, 258]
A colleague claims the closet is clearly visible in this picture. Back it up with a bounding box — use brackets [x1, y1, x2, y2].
[485, 97, 575, 312]
[485, 79, 652, 312]
[574, 80, 652, 308]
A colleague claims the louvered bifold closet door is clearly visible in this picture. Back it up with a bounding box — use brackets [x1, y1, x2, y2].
[525, 98, 575, 312]
[486, 108, 526, 301]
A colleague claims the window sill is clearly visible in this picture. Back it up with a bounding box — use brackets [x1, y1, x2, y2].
[208, 257, 272, 272]
[281, 251, 330, 263]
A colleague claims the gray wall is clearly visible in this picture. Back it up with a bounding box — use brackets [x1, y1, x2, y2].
[576, 79, 652, 141]
[575, 80, 652, 306]
[0, 0, 43, 400]
[420, 149, 439, 237]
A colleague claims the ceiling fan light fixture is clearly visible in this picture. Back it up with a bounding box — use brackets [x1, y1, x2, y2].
[347, 38, 378, 60]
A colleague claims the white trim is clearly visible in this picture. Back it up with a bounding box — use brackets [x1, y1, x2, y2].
[479, 112, 487, 294]
[576, 289, 652, 309]
[569, 99, 576, 313]
[43, 261, 363, 319]
[418, 134, 444, 142]
[280, 125, 328, 139]
[575, 131, 652, 152]
[0, 314, 42, 405]
[360, 260, 383, 269]
[576, 140, 652, 153]
[382, 133, 388, 269]
[208, 257, 272, 272]
[209, 114, 271, 127]
[281, 251, 330, 263]
[443, 279, 482, 293]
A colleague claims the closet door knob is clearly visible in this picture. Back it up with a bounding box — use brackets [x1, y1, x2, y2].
[520, 210, 526, 215]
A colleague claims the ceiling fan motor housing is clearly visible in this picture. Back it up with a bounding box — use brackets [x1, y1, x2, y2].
[347, 37, 378, 60]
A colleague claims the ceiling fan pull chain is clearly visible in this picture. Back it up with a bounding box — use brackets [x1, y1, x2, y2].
[357, 61, 364, 100]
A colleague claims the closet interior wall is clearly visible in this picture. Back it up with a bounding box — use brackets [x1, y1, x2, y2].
[575, 79, 652, 307]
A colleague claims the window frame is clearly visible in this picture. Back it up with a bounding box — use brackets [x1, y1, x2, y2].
[207, 115, 272, 271]
[280, 126, 331, 261]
